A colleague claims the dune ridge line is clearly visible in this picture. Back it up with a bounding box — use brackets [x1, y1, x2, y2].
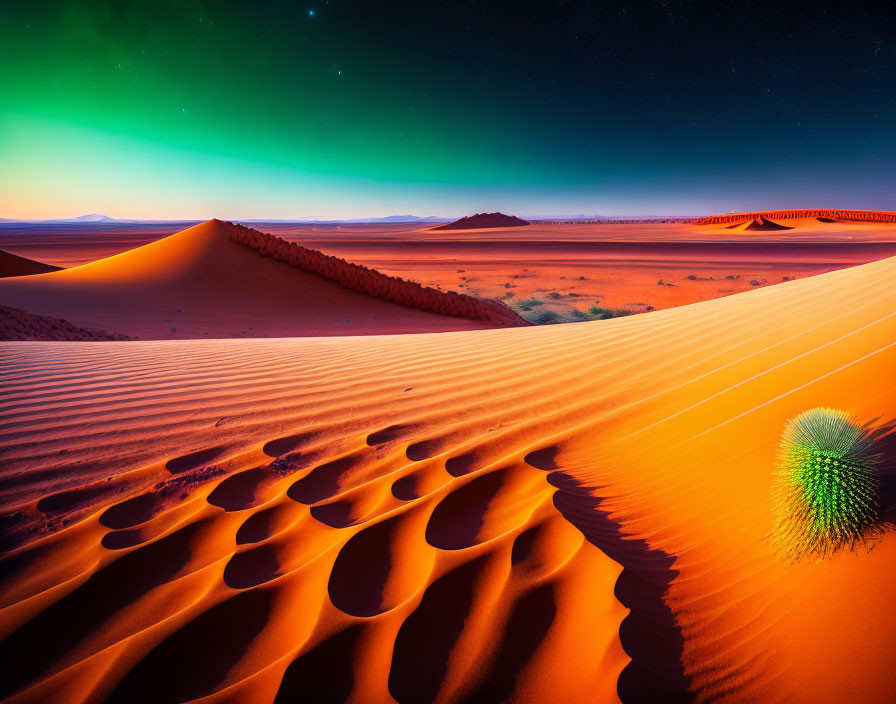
[694, 209, 896, 225]
[227, 221, 530, 327]
[532, 209, 896, 226]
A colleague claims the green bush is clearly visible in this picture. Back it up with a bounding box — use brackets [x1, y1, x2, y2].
[530, 310, 559, 324]
[588, 304, 633, 320]
[517, 298, 544, 308]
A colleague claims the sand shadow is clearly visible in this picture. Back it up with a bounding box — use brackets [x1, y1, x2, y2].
[0, 523, 198, 699]
[165, 445, 227, 474]
[866, 418, 896, 526]
[107, 589, 272, 703]
[274, 625, 362, 703]
[547, 471, 693, 704]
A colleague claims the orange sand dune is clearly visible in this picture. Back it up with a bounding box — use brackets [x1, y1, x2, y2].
[0, 220, 519, 339]
[0, 250, 60, 279]
[6, 225, 896, 328]
[737, 215, 793, 231]
[3, 214, 893, 329]
[1, 254, 894, 703]
[0, 224, 197, 268]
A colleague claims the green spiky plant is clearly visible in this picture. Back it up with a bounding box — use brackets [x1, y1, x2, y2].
[771, 407, 882, 562]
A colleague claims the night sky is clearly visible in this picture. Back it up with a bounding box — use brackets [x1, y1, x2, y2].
[1, 1, 894, 219]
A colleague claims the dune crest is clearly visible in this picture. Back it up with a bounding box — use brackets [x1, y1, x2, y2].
[1, 253, 894, 702]
[0, 220, 525, 339]
[533, 209, 896, 227]
[695, 209, 896, 225]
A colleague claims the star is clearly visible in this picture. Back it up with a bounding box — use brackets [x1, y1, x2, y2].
[308, 9, 315, 17]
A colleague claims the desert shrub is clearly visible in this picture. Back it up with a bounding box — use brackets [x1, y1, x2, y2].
[569, 309, 590, 320]
[589, 305, 633, 320]
[589, 306, 614, 319]
[770, 408, 882, 562]
[516, 298, 544, 311]
[530, 310, 559, 324]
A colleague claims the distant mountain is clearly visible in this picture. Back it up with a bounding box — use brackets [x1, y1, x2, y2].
[363, 215, 448, 223]
[69, 214, 119, 222]
[0, 214, 138, 224]
[430, 212, 530, 230]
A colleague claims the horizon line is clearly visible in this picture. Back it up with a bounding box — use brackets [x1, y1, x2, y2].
[4, 207, 896, 224]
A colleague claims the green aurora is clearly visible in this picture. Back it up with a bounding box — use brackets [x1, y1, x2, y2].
[1, 1, 894, 218]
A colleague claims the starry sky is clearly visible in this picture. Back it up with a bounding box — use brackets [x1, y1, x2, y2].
[1, 1, 894, 219]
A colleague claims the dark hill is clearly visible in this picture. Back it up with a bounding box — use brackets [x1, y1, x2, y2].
[430, 212, 530, 230]
[743, 216, 793, 231]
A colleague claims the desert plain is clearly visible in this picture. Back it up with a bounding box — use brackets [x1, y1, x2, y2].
[1, 210, 895, 703]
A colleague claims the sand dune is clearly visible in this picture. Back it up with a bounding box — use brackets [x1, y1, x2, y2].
[0, 220, 523, 339]
[0, 250, 60, 279]
[1, 253, 894, 702]
[740, 216, 793, 231]
[0, 223, 199, 268]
